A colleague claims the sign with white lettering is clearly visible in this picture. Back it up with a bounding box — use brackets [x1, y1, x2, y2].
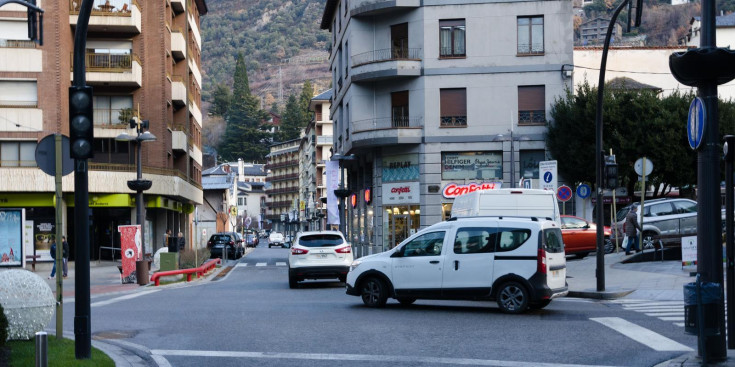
[442, 182, 502, 198]
[382, 182, 420, 205]
[539, 160, 558, 192]
[382, 154, 419, 182]
[441, 152, 502, 180]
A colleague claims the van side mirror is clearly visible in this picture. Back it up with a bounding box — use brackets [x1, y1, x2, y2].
[390, 247, 403, 258]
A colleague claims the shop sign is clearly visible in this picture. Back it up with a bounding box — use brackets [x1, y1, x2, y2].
[382, 182, 420, 205]
[382, 154, 419, 182]
[441, 152, 502, 180]
[0, 193, 54, 207]
[442, 182, 502, 198]
[0, 209, 23, 267]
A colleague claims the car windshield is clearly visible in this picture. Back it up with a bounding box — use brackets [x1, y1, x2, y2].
[211, 235, 231, 242]
[297, 234, 344, 247]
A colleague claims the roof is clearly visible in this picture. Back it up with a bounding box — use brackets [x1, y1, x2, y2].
[312, 89, 332, 101]
[320, 0, 338, 30]
[694, 12, 735, 27]
[202, 175, 233, 190]
[606, 77, 662, 92]
[202, 165, 231, 176]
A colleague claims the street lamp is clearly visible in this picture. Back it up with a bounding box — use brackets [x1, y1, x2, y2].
[330, 153, 357, 235]
[116, 117, 156, 285]
[495, 132, 530, 188]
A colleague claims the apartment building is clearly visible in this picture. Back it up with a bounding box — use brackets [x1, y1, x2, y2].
[0, 0, 207, 261]
[298, 89, 333, 232]
[321, 0, 573, 254]
[265, 139, 300, 233]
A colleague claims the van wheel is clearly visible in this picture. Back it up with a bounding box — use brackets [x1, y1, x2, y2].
[360, 277, 388, 308]
[529, 300, 552, 310]
[397, 298, 416, 306]
[497, 281, 529, 314]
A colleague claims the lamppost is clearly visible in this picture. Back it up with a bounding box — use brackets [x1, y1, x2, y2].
[495, 132, 530, 188]
[330, 153, 357, 235]
[116, 116, 156, 285]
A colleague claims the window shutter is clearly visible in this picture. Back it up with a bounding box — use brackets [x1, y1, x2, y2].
[440, 89, 467, 117]
[518, 86, 545, 111]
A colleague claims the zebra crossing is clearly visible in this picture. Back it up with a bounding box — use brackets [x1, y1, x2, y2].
[234, 261, 287, 268]
[609, 299, 687, 327]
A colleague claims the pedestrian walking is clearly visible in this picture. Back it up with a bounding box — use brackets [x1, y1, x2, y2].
[49, 238, 57, 279]
[625, 205, 643, 255]
[166, 229, 177, 252]
[177, 231, 185, 252]
[62, 236, 69, 277]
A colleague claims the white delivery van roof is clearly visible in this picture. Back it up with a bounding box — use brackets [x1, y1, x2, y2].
[450, 188, 560, 223]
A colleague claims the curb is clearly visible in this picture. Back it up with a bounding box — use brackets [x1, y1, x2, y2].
[567, 289, 635, 300]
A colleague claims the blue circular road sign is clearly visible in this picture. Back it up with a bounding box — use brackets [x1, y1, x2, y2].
[576, 184, 591, 199]
[557, 185, 572, 202]
[544, 171, 553, 183]
[688, 97, 706, 150]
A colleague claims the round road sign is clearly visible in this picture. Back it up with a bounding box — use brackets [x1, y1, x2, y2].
[557, 185, 572, 202]
[576, 184, 591, 199]
[634, 157, 653, 176]
[688, 97, 706, 150]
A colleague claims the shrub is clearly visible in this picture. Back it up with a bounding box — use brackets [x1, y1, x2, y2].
[179, 249, 211, 269]
[0, 303, 8, 347]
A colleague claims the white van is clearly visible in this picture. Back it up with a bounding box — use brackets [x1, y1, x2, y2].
[450, 189, 561, 224]
[345, 216, 568, 313]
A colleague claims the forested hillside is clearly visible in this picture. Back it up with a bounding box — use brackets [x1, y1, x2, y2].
[201, 0, 331, 112]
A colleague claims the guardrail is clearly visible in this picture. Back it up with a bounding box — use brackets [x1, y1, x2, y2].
[150, 258, 220, 286]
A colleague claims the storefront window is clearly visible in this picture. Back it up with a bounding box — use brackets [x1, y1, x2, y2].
[382, 205, 420, 249]
[520, 150, 545, 179]
[441, 151, 502, 180]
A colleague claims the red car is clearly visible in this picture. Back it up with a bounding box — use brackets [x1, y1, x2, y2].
[560, 215, 613, 258]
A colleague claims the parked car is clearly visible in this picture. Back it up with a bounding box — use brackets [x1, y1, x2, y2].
[245, 233, 259, 248]
[613, 198, 716, 249]
[287, 231, 352, 288]
[560, 215, 613, 257]
[207, 232, 243, 259]
[268, 232, 285, 248]
[345, 216, 568, 314]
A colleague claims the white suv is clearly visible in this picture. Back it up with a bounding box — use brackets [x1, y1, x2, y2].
[345, 216, 568, 314]
[288, 231, 353, 288]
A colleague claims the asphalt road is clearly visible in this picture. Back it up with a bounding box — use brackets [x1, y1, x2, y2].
[60, 243, 698, 367]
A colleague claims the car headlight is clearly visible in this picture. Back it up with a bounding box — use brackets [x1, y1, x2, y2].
[349, 260, 362, 272]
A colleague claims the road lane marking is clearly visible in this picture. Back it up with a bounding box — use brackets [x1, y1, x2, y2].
[91, 289, 161, 307]
[151, 349, 624, 367]
[591, 317, 693, 351]
[256, 263, 267, 267]
[235, 263, 248, 268]
[644, 312, 684, 317]
[659, 317, 685, 321]
[276, 262, 287, 266]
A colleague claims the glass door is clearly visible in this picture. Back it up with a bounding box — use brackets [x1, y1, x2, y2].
[390, 214, 410, 249]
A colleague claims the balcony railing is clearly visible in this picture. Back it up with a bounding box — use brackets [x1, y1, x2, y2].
[94, 108, 132, 126]
[266, 200, 292, 208]
[440, 116, 467, 127]
[352, 48, 422, 67]
[0, 101, 37, 108]
[71, 52, 139, 72]
[518, 110, 546, 124]
[264, 159, 298, 170]
[0, 39, 36, 48]
[352, 116, 423, 133]
[69, 0, 137, 15]
[265, 173, 299, 182]
[266, 186, 299, 195]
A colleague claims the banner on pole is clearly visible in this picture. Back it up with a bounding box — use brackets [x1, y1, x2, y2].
[118, 224, 141, 284]
[326, 160, 340, 226]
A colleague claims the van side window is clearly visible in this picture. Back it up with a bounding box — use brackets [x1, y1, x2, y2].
[542, 228, 564, 253]
[453, 227, 498, 254]
[402, 231, 445, 257]
[497, 228, 531, 252]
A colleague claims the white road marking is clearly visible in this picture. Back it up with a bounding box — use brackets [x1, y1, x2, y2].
[674, 323, 685, 327]
[591, 317, 693, 352]
[235, 263, 248, 268]
[644, 312, 684, 317]
[256, 263, 267, 267]
[91, 289, 161, 307]
[659, 317, 685, 321]
[276, 262, 287, 266]
[151, 349, 624, 367]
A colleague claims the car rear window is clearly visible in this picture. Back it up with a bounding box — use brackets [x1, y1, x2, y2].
[542, 228, 564, 253]
[211, 235, 231, 241]
[297, 234, 344, 247]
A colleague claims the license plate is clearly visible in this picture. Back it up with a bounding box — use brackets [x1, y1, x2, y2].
[318, 254, 328, 259]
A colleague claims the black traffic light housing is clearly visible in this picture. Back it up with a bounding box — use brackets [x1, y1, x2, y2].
[69, 85, 94, 159]
[604, 155, 618, 189]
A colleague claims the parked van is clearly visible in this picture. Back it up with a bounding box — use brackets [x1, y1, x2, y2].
[450, 189, 561, 223]
[345, 216, 568, 313]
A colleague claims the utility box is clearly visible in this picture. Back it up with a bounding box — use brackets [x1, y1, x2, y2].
[159, 252, 179, 272]
[684, 280, 721, 335]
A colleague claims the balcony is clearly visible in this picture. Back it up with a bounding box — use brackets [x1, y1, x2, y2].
[93, 107, 132, 127]
[189, 98, 202, 126]
[265, 173, 299, 183]
[171, 0, 184, 14]
[69, 0, 142, 34]
[351, 48, 422, 82]
[264, 159, 298, 170]
[0, 40, 41, 72]
[172, 130, 187, 152]
[266, 200, 292, 209]
[71, 52, 142, 88]
[350, 0, 420, 17]
[0, 105, 42, 132]
[350, 116, 423, 149]
[171, 30, 186, 60]
[171, 77, 186, 107]
[265, 186, 299, 195]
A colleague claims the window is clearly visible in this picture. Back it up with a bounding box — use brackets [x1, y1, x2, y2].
[542, 228, 564, 253]
[440, 88, 466, 126]
[401, 231, 445, 257]
[517, 16, 543, 55]
[238, 197, 245, 206]
[518, 86, 545, 124]
[439, 19, 465, 58]
[94, 95, 133, 126]
[0, 81, 37, 107]
[519, 150, 545, 179]
[561, 216, 587, 229]
[645, 203, 675, 217]
[673, 201, 697, 214]
[391, 91, 409, 128]
[92, 138, 130, 164]
[344, 40, 349, 76]
[391, 23, 409, 58]
[498, 228, 532, 252]
[315, 105, 323, 121]
[0, 141, 36, 167]
[454, 227, 497, 254]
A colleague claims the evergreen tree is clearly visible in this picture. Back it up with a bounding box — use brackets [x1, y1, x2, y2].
[278, 94, 302, 142]
[211, 83, 231, 117]
[298, 80, 314, 124]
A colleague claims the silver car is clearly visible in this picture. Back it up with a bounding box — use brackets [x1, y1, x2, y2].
[614, 198, 698, 248]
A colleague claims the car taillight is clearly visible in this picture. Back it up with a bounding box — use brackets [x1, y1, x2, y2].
[335, 246, 351, 254]
[291, 247, 309, 255]
[537, 248, 547, 274]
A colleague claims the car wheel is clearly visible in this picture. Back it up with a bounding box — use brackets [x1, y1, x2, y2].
[574, 252, 589, 259]
[360, 277, 388, 308]
[529, 299, 552, 310]
[642, 232, 656, 250]
[288, 270, 298, 289]
[397, 297, 416, 306]
[269, 244, 272, 248]
[604, 238, 615, 254]
[497, 281, 529, 314]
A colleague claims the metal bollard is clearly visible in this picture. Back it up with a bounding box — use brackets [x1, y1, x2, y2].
[35, 331, 48, 367]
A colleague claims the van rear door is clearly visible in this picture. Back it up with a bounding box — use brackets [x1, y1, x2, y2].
[542, 227, 566, 290]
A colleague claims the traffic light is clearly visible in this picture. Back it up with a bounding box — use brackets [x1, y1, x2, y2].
[604, 156, 618, 189]
[69, 86, 94, 159]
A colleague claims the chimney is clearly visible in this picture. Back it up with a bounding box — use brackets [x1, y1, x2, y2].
[238, 158, 245, 182]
